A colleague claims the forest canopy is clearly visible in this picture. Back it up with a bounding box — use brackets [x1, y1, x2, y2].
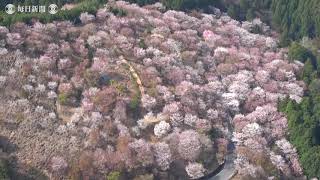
[1, 0, 320, 179]
[271, 0, 320, 45]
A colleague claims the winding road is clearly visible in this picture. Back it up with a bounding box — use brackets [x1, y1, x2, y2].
[205, 120, 238, 180]
[209, 148, 237, 180]
[204, 133, 237, 180]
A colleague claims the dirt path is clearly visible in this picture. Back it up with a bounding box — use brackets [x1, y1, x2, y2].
[119, 56, 145, 96]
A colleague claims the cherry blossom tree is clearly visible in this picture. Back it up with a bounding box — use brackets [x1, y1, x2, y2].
[178, 130, 202, 161]
[165, 67, 185, 85]
[141, 94, 157, 111]
[96, 8, 109, 21]
[6, 33, 24, 47]
[185, 162, 206, 179]
[153, 142, 172, 171]
[113, 100, 127, 122]
[0, 26, 9, 37]
[50, 156, 68, 177]
[58, 83, 73, 95]
[38, 54, 56, 69]
[129, 139, 154, 166]
[80, 12, 95, 24]
[154, 121, 171, 138]
[93, 87, 117, 113]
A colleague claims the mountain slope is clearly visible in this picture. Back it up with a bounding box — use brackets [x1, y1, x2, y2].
[0, 1, 306, 179]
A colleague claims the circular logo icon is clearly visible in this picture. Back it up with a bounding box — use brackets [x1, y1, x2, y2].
[48, 4, 58, 14]
[5, 4, 15, 15]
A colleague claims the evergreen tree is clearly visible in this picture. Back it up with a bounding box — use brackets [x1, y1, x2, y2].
[245, 8, 255, 21]
[316, 55, 320, 72]
[271, 0, 320, 41]
[288, 42, 313, 62]
[239, 0, 249, 11]
[309, 79, 320, 96]
[303, 59, 315, 83]
[227, 5, 239, 20]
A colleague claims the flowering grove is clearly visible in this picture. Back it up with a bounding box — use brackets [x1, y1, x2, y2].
[0, 1, 306, 179]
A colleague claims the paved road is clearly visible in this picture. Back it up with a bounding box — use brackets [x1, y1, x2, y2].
[209, 152, 237, 180]
[207, 125, 237, 180]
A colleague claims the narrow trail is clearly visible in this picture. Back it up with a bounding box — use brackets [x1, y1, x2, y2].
[119, 56, 163, 124]
[119, 56, 145, 96]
